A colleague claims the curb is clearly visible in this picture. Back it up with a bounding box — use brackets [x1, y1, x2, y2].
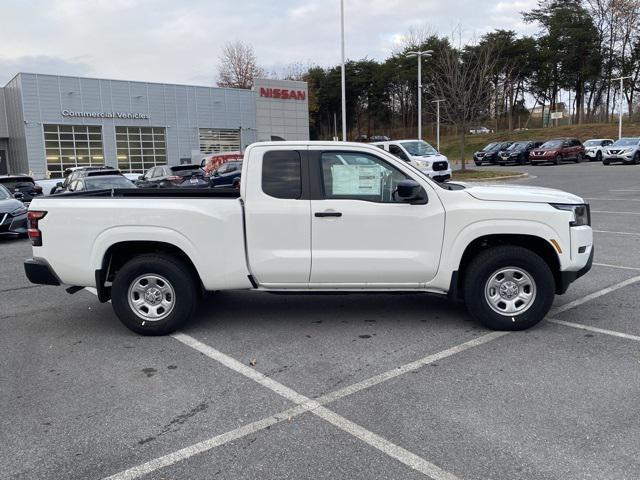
[453, 172, 530, 183]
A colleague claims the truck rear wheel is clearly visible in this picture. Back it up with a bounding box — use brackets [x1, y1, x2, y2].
[463, 246, 555, 331]
[111, 254, 198, 335]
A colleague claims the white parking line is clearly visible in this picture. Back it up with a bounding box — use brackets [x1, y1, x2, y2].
[172, 333, 461, 480]
[549, 275, 640, 316]
[585, 197, 640, 202]
[594, 262, 640, 272]
[591, 210, 640, 215]
[594, 230, 640, 236]
[548, 318, 640, 342]
[610, 189, 640, 192]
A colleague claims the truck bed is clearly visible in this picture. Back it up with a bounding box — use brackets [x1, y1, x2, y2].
[46, 187, 241, 199]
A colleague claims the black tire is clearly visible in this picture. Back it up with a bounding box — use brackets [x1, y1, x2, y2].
[518, 154, 526, 165]
[474, 161, 482, 167]
[634, 152, 640, 165]
[111, 254, 199, 335]
[554, 155, 561, 165]
[575, 153, 583, 163]
[463, 246, 555, 331]
[596, 151, 602, 162]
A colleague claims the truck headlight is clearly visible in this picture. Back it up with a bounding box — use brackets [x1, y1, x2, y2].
[417, 160, 430, 168]
[551, 203, 591, 227]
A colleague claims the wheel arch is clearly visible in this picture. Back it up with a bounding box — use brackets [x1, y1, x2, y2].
[450, 234, 562, 300]
[96, 240, 202, 302]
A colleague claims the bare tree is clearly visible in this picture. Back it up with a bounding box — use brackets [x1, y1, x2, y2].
[217, 41, 265, 89]
[429, 40, 497, 170]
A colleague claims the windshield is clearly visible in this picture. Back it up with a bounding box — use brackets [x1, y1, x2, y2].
[0, 184, 10, 200]
[583, 140, 602, 147]
[507, 142, 527, 151]
[85, 177, 135, 190]
[612, 138, 640, 147]
[0, 177, 34, 190]
[400, 141, 438, 156]
[541, 140, 563, 148]
[482, 142, 498, 151]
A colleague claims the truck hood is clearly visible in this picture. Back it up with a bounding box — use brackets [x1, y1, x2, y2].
[464, 184, 584, 204]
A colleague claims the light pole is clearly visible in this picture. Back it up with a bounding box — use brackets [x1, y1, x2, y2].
[611, 76, 632, 140]
[431, 99, 445, 151]
[406, 50, 433, 140]
[340, 0, 347, 141]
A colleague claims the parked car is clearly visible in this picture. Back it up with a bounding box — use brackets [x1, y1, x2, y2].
[0, 175, 43, 205]
[473, 142, 512, 166]
[497, 141, 543, 166]
[136, 165, 209, 188]
[25, 141, 593, 336]
[583, 139, 615, 162]
[529, 138, 585, 165]
[209, 160, 243, 188]
[201, 152, 244, 176]
[469, 127, 492, 134]
[602, 137, 640, 165]
[66, 175, 136, 192]
[50, 166, 117, 194]
[372, 139, 452, 182]
[0, 184, 28, 237]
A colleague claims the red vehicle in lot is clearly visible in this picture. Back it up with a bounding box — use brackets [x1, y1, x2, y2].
[201, 151, 244, 176]
[529, 138, 585, 165]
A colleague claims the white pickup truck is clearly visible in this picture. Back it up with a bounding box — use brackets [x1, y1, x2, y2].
[24, 142, 593, 335]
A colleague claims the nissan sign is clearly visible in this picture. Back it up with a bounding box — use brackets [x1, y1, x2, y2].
[259, 88, 306, 101]
[62, 110, 149, 119]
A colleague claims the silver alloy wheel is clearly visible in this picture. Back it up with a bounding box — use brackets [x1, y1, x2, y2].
[484, 267, 537, 316]
[128, 274, 176, 322]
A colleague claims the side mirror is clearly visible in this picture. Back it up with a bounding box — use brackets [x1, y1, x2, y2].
[396, 180, 427, 204]
[56, 181, 63, 188]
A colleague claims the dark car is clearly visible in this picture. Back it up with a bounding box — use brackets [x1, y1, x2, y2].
[0, 175, 43, 204]
[497, 141, 544, 166]
[209, 160, 242, 188]
[136, 165, 209, 189]
[0, 184, 28, 237]
[530, 138, 585, 165]
[51, 166, 117, 194]
[473, 142, 512, 166]
[66, 174, 136, 192]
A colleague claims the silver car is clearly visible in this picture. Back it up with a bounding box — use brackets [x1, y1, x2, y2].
[602, 138, 640, 165]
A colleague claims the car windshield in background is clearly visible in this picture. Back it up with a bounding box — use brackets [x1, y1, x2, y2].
[507, 142, 527, 150]
[482, 142, 498, 151]
[612, 138, 640, 147]
[400, 141, 438, 156]
[84, 177, 135, 190]
[0, 184, 10, 200]
[171, 166, 205, 176]
[541, 140, 563, 148]
[0, 178, 35, 190]
[583, 140, 601, 147]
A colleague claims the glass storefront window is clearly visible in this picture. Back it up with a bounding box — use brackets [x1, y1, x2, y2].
[43, 124, 104, 178]
[115, 126, 167, 173]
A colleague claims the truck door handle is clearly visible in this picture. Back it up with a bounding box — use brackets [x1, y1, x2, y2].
[315, 211, 342, 218]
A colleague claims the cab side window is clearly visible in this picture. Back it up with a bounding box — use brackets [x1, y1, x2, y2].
[320, 151, 411, 203]
[388, 145, 409, 161]
[262, 151, 302, 199]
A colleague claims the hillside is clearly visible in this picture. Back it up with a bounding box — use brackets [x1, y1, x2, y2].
[435, 122, 640, 162]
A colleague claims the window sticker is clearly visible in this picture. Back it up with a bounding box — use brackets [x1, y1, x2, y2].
[331, 164, 382, 195]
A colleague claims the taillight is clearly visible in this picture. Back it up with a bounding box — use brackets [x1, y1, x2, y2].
[27, 210, 47, 246]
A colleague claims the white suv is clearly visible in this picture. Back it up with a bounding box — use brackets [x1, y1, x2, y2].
[583, 139, 614, 162]
[372, 139, 452, 182]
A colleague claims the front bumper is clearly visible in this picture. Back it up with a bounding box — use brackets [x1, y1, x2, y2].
[0, 212, 27, 236]
[24, 258, 61, 286]
[557, 248, 594, 294]
[604, 154, 634, 163]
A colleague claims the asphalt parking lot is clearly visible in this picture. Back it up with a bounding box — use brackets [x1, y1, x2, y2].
[2, 161, 640, 480]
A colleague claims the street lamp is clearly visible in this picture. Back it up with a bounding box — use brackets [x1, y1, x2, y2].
[340, 0, 347, 141]
[406, 50, 433, 140]
[431, 99, 445, 152]
[611, 75, 632, 140]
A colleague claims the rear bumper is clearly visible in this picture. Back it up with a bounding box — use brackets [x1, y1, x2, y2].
[24, 258, 61, 286]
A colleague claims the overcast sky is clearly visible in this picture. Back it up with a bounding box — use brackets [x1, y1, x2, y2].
[0, 0, 539, 86]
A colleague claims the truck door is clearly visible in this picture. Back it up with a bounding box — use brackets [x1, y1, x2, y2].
[244, 147, 311, 286]
[309, 148, 445, 287]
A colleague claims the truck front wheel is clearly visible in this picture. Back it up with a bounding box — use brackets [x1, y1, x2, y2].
[111, 254, 198, 335]
[463, 246, 555, 331]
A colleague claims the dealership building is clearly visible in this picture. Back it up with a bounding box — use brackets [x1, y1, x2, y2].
[0, 73, 309, 178]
